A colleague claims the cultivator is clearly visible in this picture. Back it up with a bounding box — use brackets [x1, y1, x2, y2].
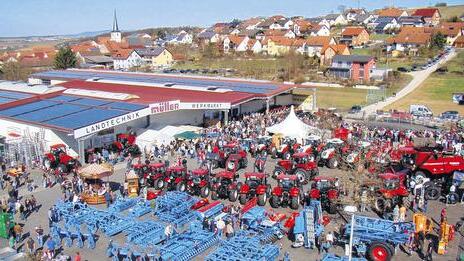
[196, 201, 225, 221]
[125, 220, 166, 246]
[128, 199, 152, 217]
[206, 232, 280, 261]
[154, 191, 199, 226]
[159, 224, 220, 261]
[109, 197, 139, 213]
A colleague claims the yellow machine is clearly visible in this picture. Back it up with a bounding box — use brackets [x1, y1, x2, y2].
[126, 170, 140, 198]
[438, 219, 454, 255]
[413, 213, 433, 235]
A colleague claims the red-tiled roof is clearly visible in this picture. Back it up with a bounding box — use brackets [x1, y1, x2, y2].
[377, 8, 405, 17]
[341, 27, 367, 37]
[412, 8, 439, 18]
[59, 80, 258, 105]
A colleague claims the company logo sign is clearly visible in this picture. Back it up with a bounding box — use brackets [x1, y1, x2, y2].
[180, 102, 230, 110]
[150, 100, 180, 114]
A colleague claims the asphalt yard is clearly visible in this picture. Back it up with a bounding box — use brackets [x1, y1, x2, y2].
[1, 153, 462, 261]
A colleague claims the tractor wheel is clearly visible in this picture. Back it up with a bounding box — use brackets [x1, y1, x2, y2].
[327, 158, 339, 169]
[294, 169, 308, 184]
[211, 191, 218, 200]
[176, 182, 186, 192]
[424, 186, 440, 200]
[310, 168, 319, 179]
[290, 196, 300, 210]
[43, 158, 52, 170]
[273, 166, 285, 179]
[262, 150, 268, 157]
[241, 157, 248, 168]
[367, 241, 392, 261]
[283, 152, 291, 160]
[327, 203, 337, 214]
[229, 190, 238, 202]
[447, 192, 459, 204]
[239, 194, 247, 205]
[270, 195, 280, 208]
[258, 193, 267, 206]
[375, 198, 386, 213]
[58, 164, 68, 174]
[200, 186, 210, 198]
[414, 171, 428, 185]
[154, 179, 164, 190]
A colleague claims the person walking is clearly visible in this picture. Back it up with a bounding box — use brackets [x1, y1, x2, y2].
[74, 251, 82, 261]
[25, 236, 35, 256]
[399, 204, 407, 222]
[216, 218, 226, 237]
[35, 226, 44, 248]
[425, 238, 434, 261]
[225, 222, 234, 238]
[13, 223, 22, 243]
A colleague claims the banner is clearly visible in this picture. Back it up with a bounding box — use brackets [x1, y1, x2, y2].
[179, 102, 231, 110]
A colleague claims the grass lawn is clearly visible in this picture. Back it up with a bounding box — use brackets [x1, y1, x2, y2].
[385, 51, 464, 115]
[295, 87, 368, 110]
[351, 48, 372, 56]
[370, 34, 390, 41]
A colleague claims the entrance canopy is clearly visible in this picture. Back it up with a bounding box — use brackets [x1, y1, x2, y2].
[266, 106, 316, 139]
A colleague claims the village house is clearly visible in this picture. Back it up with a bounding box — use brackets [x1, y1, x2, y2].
[126, 33, 152, 47]
[293, 19, 312, 36]
[340, 27, 370, 46]
[309, 25, 330, 36]
[223, 35, 249, 53]
[247, 39, 263, 54]
[238, 17, 265, 30]
[434, 22, 464, 45]
[265, 36, 295, 56]
[386, 27, 432, 56]
[344, 8, 367, 22]
[303, 36, 336, 57]
[454, 35, 464, 48]
[398, 16, 425, 27]
[164, 31, 193, 45]
[328, 55, 376, 82]
[324, 14, 348, 27]
[307, 17, 331, 30]
[113, 49, 142, 70]
[320, 44, 350, 66]
[197, 31, 220, 45]
[377, 8, 408, 18]
[370, 17, 400, 33]
[354, 14, 376, 25]
[264, 29, 296, 38]
[135, 47, 174, 67]
[412, 8, 441, 26]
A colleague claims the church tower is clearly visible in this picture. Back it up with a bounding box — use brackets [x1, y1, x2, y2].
[110, 10, 122, 43]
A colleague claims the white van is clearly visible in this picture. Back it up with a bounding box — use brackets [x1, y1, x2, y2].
[409, 104, 433, 117]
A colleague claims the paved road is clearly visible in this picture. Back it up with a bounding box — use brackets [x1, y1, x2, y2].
[361, 49, 458, 115]
[0, 154, 462, 261]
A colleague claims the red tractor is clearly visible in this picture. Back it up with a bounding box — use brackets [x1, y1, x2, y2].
[271, 138, 300, 160]
[401, 146, 464, 200]
[210, 171, 242, 202]
[224, 153, 248, 172]
[299, 135, 323, 158]
[163, 165, 188, 192]
[270, 174, 302, 210]
[186, 168, 211, 198]
[307, 176, 340, 214]
[43, 144, 78, 174]
[132, 162, 152, 187]
[319, 138, 349, 169]
[273, 152, 319, 184]
[251, 136, 273, 157]
[374, 169, 410, 213]
[217, 142, 247, 169]
[238, 172, 271, 206]
[112, 132, 141, 157]
[146, 162, 167, 189]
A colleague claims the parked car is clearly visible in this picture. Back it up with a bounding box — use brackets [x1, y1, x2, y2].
[397, 67, 409, 72]
[409, 104, 433, 117]
[349, 105, 362, 113]
[441, 111, 460, 121]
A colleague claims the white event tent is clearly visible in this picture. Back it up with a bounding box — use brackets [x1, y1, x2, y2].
[266, 106, 317, 140]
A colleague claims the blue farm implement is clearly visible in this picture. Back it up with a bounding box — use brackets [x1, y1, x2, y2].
[240, 206, 284, 243]
[109, 196, 139, 213]
[196, 201, 225, 221]
[343, 215, 415, 260]
[128, 199, 152, 217]
[159, 223, 220, 261]
[206, 232, 280, 261]
[154, 191, 199, 227]
[125, 221, 166, 246]
[292, 200, 324, 248]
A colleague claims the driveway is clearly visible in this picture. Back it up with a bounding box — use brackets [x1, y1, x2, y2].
[360, 49, 458, 115]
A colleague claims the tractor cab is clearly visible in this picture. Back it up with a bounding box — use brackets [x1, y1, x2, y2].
[166, 165, 187, 178]
[311, 176, 338, 192]
[244, 172, 266, 189]
[190, 168, 210, 184]
[378, 170, 409, 198]
[225, 153, 247, 172]
[50, 144, 67, 157]
[292, 152, 314, 164]
[214, 171, 236, 184]
[301, 135, 322, 154]
[164, 165, 188, 191]
[43, 144, 77, 174]
[277, 174, 300, 191]
[186, 168, 210, 197]
[270, 174, 301, 209]
[309, 176, 339, 214]
[210, 170, 241, 202]
[146, 162, 167, 189]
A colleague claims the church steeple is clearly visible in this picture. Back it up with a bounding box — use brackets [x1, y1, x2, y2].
[110, 9, 122, 43]
[112, 9, 119, 32]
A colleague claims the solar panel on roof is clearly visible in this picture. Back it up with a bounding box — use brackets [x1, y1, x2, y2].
[106, 102, 146, 111]
[15, 104, 87, 122]
[0, 90, 32, 99]
[47, 95, 80, 102]
[44, 108, 126, 129]
[0, 97, 15, 104]
[69, 98, 112, 106]
[0, 100, 58, 117]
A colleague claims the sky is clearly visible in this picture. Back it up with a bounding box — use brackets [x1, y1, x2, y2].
[1, 0, 463, 37]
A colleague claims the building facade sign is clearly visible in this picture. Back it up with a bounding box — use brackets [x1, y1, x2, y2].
[180, 102, 231, 110]
[73, 108, 150, 138]
[150, 100, 181, 114]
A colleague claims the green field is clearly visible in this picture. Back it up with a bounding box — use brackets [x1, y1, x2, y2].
[437, 4, 464, 20]
[370, 34, 390, 41]
[295, 87, 369, 110]
[385, 51, 464, 114]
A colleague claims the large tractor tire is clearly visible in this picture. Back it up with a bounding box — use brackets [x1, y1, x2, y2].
[58, 164, 68, 174]
[294, 169, 308, 184]
[367, 241, 393, 261]
[200, 186, 210, 198]
[447, 192, 459, 204]
[240, 157, 248, 168]
[270, 195, 280, 208]
[374, 198, 386, 213]
[290, 196, 300, 210]
[239, 194, 247, 205]
[154, 179, 164, 190]
[283, 152, 291, 160]
[273, 166, 285, 179]
[176, 182, 186, 192]
[327, 158, 339, 169]
[258, 193, 267, 206]
[327, 202, 337, 214]
[424, 186, 440, 200]
[229, 189, 238, 202]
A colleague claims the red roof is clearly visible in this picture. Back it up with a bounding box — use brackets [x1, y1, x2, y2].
[412, 8, 439, 18]
[59, 80, 257, 105]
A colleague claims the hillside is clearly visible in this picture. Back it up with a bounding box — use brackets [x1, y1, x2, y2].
[409, 4, 464, 20]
